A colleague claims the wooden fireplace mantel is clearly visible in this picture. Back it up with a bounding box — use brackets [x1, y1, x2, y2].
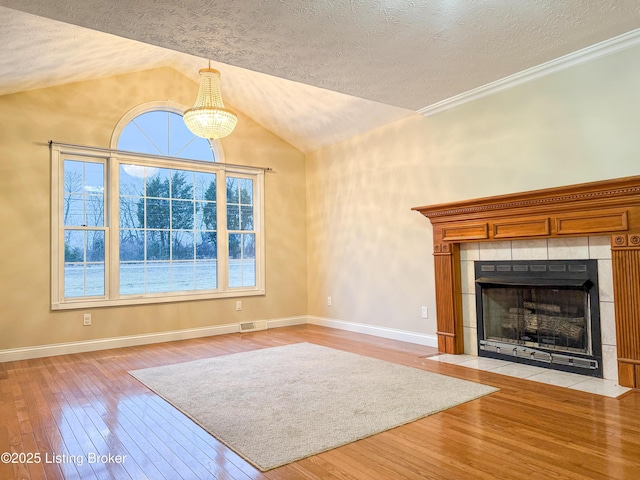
[413, 175, 640, 388]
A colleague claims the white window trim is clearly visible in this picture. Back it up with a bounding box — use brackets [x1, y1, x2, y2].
[51, 143, 265, 310]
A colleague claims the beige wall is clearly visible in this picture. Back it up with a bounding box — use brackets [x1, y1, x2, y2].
[4, 42, 640, 352]
[306, 43, 640, 336]
[0, 67, 307, 350]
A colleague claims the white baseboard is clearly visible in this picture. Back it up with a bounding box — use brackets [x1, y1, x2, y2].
[0, 315, 433, 363]
[308, 316, 438, 348]
[266, 316, 308, 329]
[0, 316, 308, 363]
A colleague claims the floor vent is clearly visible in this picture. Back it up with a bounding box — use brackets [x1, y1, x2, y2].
[239, 320, 268, 333]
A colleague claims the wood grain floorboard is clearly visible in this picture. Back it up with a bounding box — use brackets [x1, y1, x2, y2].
[0, 324, 639, 479]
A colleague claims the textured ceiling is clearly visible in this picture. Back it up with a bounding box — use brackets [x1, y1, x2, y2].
[2, 1, 640, 152]
[0, 7, 412, 153]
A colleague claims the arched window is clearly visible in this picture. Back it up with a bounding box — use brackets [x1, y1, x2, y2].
[110, 101, 224, 162]
[50, 102, 264, 309]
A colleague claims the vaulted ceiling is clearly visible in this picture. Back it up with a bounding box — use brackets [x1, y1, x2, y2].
[1, 1, 640, 153]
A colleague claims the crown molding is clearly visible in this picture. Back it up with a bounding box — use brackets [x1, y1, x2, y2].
[418, 27, 640, 117]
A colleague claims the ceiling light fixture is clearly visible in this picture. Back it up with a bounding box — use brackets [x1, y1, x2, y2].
[183, 61, 238, 139]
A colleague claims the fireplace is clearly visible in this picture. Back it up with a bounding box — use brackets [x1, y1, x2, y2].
[475, 259, 602, 377]
[414, 175, 640, 388]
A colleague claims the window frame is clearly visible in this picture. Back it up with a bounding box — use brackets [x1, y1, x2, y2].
[54, 154, 110, 301]
[226, 173, 259, 289]
[51, 144, 265, 310]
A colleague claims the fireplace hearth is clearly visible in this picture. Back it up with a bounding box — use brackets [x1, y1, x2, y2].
[475, 260, 602, 377]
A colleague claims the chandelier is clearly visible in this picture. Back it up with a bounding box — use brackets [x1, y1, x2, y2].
[183, 62, 238, 139]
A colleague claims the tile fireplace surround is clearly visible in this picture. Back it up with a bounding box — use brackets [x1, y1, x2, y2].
[459, 237, 614, 380]
[413, 175, 640, 389]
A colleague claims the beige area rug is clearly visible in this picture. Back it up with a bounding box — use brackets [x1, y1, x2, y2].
[129, 342, 497, 471]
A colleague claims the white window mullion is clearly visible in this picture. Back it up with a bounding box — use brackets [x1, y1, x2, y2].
[108, 158, 120, 298]
[256, 170, 266, 294]
[51, 145, 64, 307]
[217, 170, 229, 292]
[169, 174, 174, 292]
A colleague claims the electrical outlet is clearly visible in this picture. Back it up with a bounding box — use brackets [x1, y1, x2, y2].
[327, 296, 332, 306]
[421, 306, 428, 319]
[83, 313, 92, 326]
[236, 300, 242, 311]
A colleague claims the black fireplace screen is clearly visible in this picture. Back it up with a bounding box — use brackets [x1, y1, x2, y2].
[481, 285, 590, 354]
[475, 259, 602, 376]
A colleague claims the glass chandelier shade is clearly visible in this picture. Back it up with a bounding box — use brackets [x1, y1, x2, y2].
[183, 67, 238, 139]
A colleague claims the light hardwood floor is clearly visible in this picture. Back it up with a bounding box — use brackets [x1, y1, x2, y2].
[1, 324, 639, 479]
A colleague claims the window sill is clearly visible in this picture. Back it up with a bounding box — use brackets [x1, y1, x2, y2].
[51, 288, 266, 310]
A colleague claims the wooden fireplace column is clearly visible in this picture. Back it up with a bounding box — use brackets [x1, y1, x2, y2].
[611, 236, 640, 387]
[413, 175, 640, 388]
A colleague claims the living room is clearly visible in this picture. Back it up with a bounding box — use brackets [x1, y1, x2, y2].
[1, 2, 640, 479]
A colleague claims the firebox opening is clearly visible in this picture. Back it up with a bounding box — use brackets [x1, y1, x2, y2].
[475, 260, 603, 377]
